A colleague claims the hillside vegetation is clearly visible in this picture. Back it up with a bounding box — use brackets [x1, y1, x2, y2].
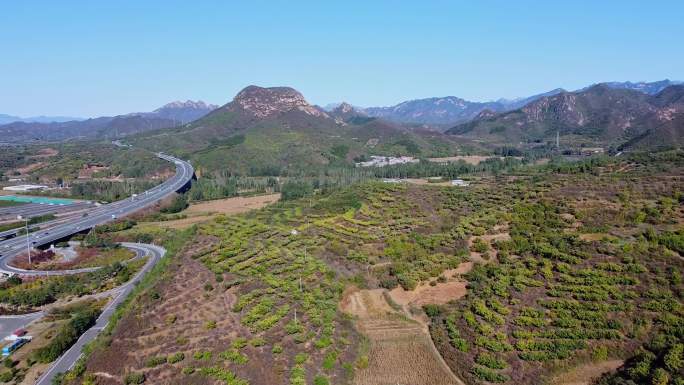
[59, 148, 683, 385]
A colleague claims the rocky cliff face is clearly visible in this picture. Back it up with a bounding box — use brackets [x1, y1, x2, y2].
[229, 85, 329, 119]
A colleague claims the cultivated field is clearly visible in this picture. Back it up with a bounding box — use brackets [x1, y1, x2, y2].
[341, 288, 462, 385]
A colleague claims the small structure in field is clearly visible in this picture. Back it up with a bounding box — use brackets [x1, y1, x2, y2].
[451, 179, 470, 187]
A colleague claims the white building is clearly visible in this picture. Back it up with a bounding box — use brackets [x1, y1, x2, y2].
[356, 156, 419, 168]
[2, 184, 49, 192]
[451, 179, 470, 187]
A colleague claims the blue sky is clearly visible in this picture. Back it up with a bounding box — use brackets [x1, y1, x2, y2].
[1, 0, 683, 117]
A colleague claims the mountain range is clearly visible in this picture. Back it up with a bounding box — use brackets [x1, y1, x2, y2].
[0, 100, 217, 143]
[447, 83, 684, 150]
[1, 80, 681, 154]
[0, 114, 84, 125]
[355, 80, 682, 126]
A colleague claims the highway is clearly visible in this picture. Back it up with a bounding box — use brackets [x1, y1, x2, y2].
[0, 152, 193, 276]
[34, 242, 167, 385]
[0, 151, 190, 383]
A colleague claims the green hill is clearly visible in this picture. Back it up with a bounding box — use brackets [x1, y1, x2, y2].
[129, 86, 467, 175]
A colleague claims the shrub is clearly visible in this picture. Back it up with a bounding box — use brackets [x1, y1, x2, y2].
[193, 351, 212, 361]
[313, 375, 330, 385]
[167, 352, 185, 364]
[322, 350, 338, 370]
[124, 372, 145, 384]
[165, 314, 177, 325]
[295, 353, 309, 365]
[471, 365, 509, 383]
[272, 344, 283, 354]
[145, 356, 167, 367]
[475, 352, 508, 369]
[422, 304, 442, 318]
[231, 337, 248, 349]
[0, 370, 14, 382]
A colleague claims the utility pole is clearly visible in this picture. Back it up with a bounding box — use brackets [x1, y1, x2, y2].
[556, 131, 560, 149]
[17, 215, 30, 265]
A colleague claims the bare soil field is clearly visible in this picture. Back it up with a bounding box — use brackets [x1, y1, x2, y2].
[30, 148, 59, 158]
[551, 360, 623, 385]
[13, 161, 47, 175]
[402, 178, 454, 186]
[428, 156, 500, 165]
[341, 288, 463, 385]
[186, 193, 281, 215]
[150, 194, 281, 229]
[388, 264, 470, 308]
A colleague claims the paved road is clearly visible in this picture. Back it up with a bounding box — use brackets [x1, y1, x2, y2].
[0, 152, 193, 276]
[0, 311, 43, 337]
[0, 201, 93, 222]
[0, 203, 95, 240]
[34, 242, 166, 385]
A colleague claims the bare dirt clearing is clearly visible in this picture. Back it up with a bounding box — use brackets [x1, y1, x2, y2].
[388, 264, 470, 308]
[341, 288, 463, 385]
[30, 148, 59, 158]
[150, 194, 281, 229]
[186, 193, 280, 215]
[552, 360, 623, 385]
[13, 161, 47, 175]
[428, 156, 502, 165]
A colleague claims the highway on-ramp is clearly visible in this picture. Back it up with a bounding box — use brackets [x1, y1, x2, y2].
[0, 152, 193, 276]
[0, 151, 192, 383]
[34, 242, 167, 385]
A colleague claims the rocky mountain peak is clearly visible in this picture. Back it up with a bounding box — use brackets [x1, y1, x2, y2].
[232, 85, 328, 118]
[155, 100, 218, 112]
[335, 102, 356, 114]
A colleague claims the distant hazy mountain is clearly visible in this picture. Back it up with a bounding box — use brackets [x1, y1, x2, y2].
[0, 113, 83, 125]
[360, 81, 682, 126]
[364, 96, 506, 125]
[447, 84, 684, 150]
[362, 90, 565, 126]
[495, 88, 566, 111]
[598, 80, 683, 95]
[0, 100, 217, 143]
[141, 100, 218, 123]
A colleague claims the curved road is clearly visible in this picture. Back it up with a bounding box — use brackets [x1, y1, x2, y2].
[0, 152, 192, 275]
[33, 242, 167, 385]
[0, 151, 191, 383]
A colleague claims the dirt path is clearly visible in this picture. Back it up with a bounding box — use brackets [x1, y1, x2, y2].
[341, 288, 464, 385]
